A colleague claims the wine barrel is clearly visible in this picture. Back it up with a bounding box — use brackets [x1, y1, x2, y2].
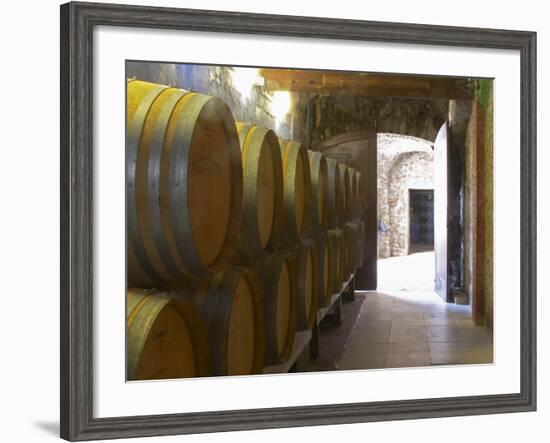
[126, 288, 208, 381]
[289, 240, 318, 331]
[307, 151, 329, 237]
[356, 220, 365, 268]
[352, 170, 362, 221]
[327, 229, 344, 293]
[312, 234, 331, 308]
[176, 267, 265, 376]
[261, 251, 297, 366]
[338, 164, 351, 225]
[127, 79, 242, 287]
[347, 167, 355, 221]
[279, 139, 311, 248]
[340, 228, 349, 281]
[326, 158, 341, 229]
[349, 221, 364, 271]
[232, 123, 284, 266]
[346, 167, 356, 221]
[342, 223, 357, 280]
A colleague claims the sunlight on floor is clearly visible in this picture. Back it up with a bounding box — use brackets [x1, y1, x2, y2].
[377, 251, 435, 292]
[333, 250, 493, 371]
[337, 291, 492, 370]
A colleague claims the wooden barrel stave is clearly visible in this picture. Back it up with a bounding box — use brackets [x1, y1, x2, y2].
[325, 230, 340, 295]
[126, 288, 209, 381]
[326, 158, 341, 229]
[279, 139, 311, 248]
[346, 221, 361, 271]
[338, 163, 351, 225]
[346, 167, 356, 221]
[288, 240, 318, 331]
[327, 228, 345, 292]
[351, 170, 361, 221]
[261, 251, 297, 366]
[232, 123, 284, 266]
[342, 223, 358, 280]
[180, 267, 265, 376]
[312, 234, 331, 308]
[307, 151, 329, 237]
[127, 79, 243, 287]
[357, 220, 365, 268]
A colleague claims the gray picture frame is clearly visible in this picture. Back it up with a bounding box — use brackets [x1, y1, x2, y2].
[60, 1, 537, 441]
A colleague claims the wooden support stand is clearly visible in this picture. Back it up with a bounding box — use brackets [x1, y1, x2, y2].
[322, 293, 342, 326]
[263, 275, 355, 374]
[309, 324, 320, 360]
[342, 279, 355, 303]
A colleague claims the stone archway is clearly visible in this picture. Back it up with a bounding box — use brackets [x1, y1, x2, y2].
[377, 133, 434, 258]
[387, 150, 434, 256]
[299, 95, 447, 147]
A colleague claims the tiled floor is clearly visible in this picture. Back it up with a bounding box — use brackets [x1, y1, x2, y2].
[337, 291, 493, 370]
[309, 293, 366, 372]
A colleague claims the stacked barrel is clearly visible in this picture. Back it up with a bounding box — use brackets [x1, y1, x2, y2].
[126, 79, 365, 380]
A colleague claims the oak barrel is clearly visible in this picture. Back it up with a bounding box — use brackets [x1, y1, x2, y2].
[183, 267, 265, 376]
[327, 229, 344, 293]
[261, 251, 297, 366]
[312, 234, 331, 308]
[288, 240, 319, 331]
[356, 220, 365, 268]
[126, 288, 208, 381]
[127, 79, 242, 287]
[307, 151, 329, 237]
[232, 123, 284, 266]
[279, 139, 311, 247]
[342, 223, 357, 279]
[326, 158, 341, 229]
[338, 163, 351, 225]
[352, 170, 362, 221]
[346, 221, 362, 271]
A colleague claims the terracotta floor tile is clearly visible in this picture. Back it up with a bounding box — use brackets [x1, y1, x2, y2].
[388, 342, 430, 353]
[335, 289, 493, 372]
[385, 352, 431, 368]
[426, 325, 465, 342]
[355, 319, 393, 329]
[349, 327, 391, 344]
[338, 351, 387, 370]
[392, 318, 426, 326]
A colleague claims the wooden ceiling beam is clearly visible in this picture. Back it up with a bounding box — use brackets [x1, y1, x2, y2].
[259, 69, 475, 99]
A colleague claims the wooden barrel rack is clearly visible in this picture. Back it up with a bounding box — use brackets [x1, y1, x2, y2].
[125, 79, 367, 380]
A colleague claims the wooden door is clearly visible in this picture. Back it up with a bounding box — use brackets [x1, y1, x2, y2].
[434, 122, 449, 301]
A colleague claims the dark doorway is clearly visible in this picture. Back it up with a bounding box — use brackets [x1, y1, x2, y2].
[409, 189, 434, 253]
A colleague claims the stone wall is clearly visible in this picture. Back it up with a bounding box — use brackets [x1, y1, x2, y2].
[377, 134, 434, 258]
[294, 95, 448, 147]
[126, 62, 292, 138]
[464, 80, 493, 330]
[482, 84, 494, 330]
[127, 62, 450, 150]
[387, 151, 434, 256]
[464, 109, 477, 311]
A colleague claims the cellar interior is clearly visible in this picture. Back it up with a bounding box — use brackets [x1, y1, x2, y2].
[126, 62, 494, 379]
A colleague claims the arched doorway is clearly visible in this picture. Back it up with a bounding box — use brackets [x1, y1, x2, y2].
[377, 133, 436, 292]
[315, 122, 450, 302]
